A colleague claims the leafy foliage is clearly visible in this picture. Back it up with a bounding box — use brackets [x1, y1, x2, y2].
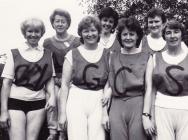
[78, 0, 188, 24]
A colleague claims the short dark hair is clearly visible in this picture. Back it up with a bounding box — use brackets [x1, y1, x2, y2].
[145, 8, 166, 30]
[78, 16, 102, 44]
[50, 9, 71, 28]
[98, 7, 119, 33]
[162, 20, 185, 41]
[117, 17, 143, 47]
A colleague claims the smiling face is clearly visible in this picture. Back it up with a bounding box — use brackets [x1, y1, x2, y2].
[101, 17, 115, 34]
[148, 16, 164, 36]
[53, 15, 69, 34]
[165, 27, 182, 48]
[25, 26, 42, 47]
[81, 24, 99, 46]
[121, 27, 138, 50]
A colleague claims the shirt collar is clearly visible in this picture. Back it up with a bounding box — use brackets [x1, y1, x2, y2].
[21, 42, 43, 51]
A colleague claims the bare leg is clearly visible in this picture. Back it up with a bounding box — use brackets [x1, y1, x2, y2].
[8, 110, 26, 140]
[26, 108, 46, 140]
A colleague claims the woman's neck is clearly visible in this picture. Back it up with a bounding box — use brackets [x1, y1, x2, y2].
[101, 31, 111, 38]
[122, 46, 140, 54]
[27, 42, 38, 48]
[84, 43, 98, 50]
[150, 32, 162, 39]
[56, 32, 69, 40]
[166, 43, 183, 56]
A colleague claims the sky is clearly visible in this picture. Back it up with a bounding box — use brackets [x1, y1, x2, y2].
[0, 0, 86, 54]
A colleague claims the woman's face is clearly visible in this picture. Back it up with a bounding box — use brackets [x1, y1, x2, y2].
[121, 27, 138, 49]
[81, 24, 99, 46]
[53, 15, 69, 34]
[25, 26, 42, 47]
[165, 27, 182, 48]
[148, 16, 164, 36]
[101, 17, 115, 34]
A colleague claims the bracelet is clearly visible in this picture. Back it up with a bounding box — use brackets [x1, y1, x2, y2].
[142, 113, 151, 118]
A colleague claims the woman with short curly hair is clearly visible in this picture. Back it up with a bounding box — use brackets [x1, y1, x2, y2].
[59, 16, 110, 140]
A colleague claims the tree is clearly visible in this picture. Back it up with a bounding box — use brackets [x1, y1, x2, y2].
[78, 0, 188, 24]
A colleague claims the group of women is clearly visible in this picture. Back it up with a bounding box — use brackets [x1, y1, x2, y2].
[0, 6, 188, 140]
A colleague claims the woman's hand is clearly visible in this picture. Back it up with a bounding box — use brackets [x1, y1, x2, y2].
[46, 134, 56, 140]
[54, 77, 61, 88]
[45, 96, 56, 112]
[101, 90, 111, 107]
[58, 114, 67, 131]
[101, 113, 110, 131]
[142, 116, 157, 137]
[0, 111, 11, 130]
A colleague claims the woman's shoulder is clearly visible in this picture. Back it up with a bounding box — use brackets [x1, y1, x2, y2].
[69, 34, 79, 40]
[141, 34, 148, 45]
[108, 50, 119, 62]
[43, 47, 52, 54]
[69, 35, 80, 45]
[43, 37, 54, 44]
[11, 48, 20, 59]
[69, 34, 80, 42]
[43, 37, 54, 49]
[66, 45, 81, 57]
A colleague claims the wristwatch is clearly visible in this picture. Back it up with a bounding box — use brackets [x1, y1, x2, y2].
[142, 113, 151, 118]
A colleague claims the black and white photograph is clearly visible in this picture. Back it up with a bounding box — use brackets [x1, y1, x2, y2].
[0, 0, 188, 140]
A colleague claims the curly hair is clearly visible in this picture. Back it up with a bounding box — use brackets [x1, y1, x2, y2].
[50, 9, 71, 28]
[98, 7, 119, 33]
[117, 16, 143, 47]
[78, 16, 102, 44]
